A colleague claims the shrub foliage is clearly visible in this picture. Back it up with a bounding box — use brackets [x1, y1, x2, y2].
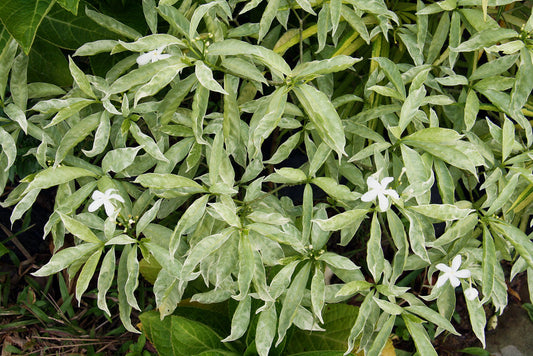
[1, 0, 533, 354]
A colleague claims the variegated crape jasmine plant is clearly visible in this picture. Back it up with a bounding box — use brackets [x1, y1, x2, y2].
[2, 0, 533, 354]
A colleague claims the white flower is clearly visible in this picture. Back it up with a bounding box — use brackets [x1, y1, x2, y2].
[136, 46, 171, 66]
[435, 255, 471, 288]
[464, 287, 479, 301]
[88, 189, 125, 217]
[360, 176, 399, 211]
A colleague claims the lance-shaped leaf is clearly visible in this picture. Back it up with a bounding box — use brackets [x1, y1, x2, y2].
[58, 212, 102, 244]
[403, 314, 438, 356]
[82, 111, 111, 157]
[55, 112, 101, 165]
[453, 28, 517, 52]
[311, 264, 325, 323]
[292, 55, 360, 80]
[102, 147, 142, 173]
[85, 8, 141, 40]
[256, 303, 277, 356]
[0, 127, 16, 172]
[181, 229, 234, 279]
[222, 295, 251, 342]
[489, 218, 533, 269]
[276, 261, 311, 346]
[134, 173, 206, 195]
[117, 245, 138, 333]
[4, 103, 28, 134]
[33, 243, 100, 276]
[129, 122, 167, 160]
[313, 209, 368, 231]
[97, 247, 115, 316]
[481, 225, 496, 302]
[317, 252, 359, 271]
[76, 248, 102, 304]
[409, 204, 474, 221]
[208, 39, 291, 76]
[195, 61, 228, 95]
[293, 84, 346, 158]
[367, 213, 384, 282]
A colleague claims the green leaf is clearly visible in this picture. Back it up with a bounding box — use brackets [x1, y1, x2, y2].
[129, 122, 169, 163]
[136, 199, 162, 236]
[409, 204, 474, 221]
[481, 225, 496, 302]
[76, 248, 102, 304]
[266, 167, 307, 184]
[85, 7, 141, 40]
[403, 314, 438, 356]
[181, 229, 234, 279]
[313, 209, 368, 231]
[207, 39, 291, 76]
[453, 28, 517, 52]
[134, 173, 205, 195]
[258, 0, 280, 42]
[255, 303, 277, 356]
[222, 295, 251, 342]
[367, 213, 384, 282]
[336, 280, 373, 297]
[139, 311, 227, 356]
[102, 147, 142, 173]
[373, 57, 406, 99]
[464, 89, 479, 131]
[293, 84, 346, 158]
[28, 37, 71, 86]
[292, 55, 360, 79]
[58, 212, 102, 244]
[4, 103, 27, 134]
[317, 252, 359, 271]
[195, 61, 227, 95]
[511, 48, 533, 114]
[489, 218, 533, 270]
[25, 166, 97, 192]
[462, 280, 486, 347]
[68, 56, 95, 98]
[277, 261, 311, 346]
[0, 127, 16, 171]
[286, 304, 365, 354]
[11, 52, 28, 111]
[32, 243, 99, 276]
[221, 57, 267, 84]
[97, 246, 115, 316]
[405, 305, 459, 335]
[82, 111, 111, 157]
[311, 264, 325, 323]
[124, 245, 140, 310]
[0, 0, 55, 54]
[0, 37, 17, 102]
[117, 245, 137, 333]
[485, 173, 519, 216]
[55, 112, 101, 164]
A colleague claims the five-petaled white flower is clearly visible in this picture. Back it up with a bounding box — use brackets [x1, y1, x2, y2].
[464, 287, 479, 301]
[361, 176, 399, 211]
[136, 46, 171, 66]
[435, 255, 471, 288]
[88, 189, 125, 217]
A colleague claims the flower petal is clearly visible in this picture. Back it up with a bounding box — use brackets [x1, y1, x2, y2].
[381, 177, 394, 187]
[156, 53, 171, 61]
[455, 269, 471, 279]
[366, 176, 381, 190]
[449, 275, 460, 287]
[109, 193, 125, 203]
[103, 200, 116, 217]
[435, 274, 449, 288]
[88, 200, 101, 212]
[435, 263, 450, 272]
[464, 287, 478, 301]
[385, 189, 399, 200]
[91, 190, 104, 200]
[451, 255, 462, 271]
[378, 193, 389, 211]
[137, 53, 152, 66]
[361, 190, 378, 202]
